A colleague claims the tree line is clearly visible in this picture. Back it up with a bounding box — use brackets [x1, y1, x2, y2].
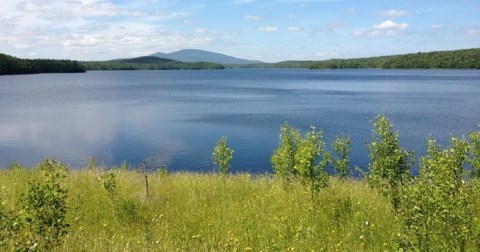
[0, 53, 86, 75]
[0, 54, 224, 75]
[83, 56, 225, 70]
[238, 48, 480, 69]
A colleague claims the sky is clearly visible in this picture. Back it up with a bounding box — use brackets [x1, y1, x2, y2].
[1, 0, 479, 62]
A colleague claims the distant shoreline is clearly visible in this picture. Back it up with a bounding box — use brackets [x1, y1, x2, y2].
[2, 48, 479, 75]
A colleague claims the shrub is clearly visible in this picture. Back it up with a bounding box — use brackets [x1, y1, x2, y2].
[271, 123, 301, 183]
[101, 170, 117, 200]
[88, 156, 97, 171]
[294, 126, 329, 200]
[399, 137, 472, 251]
[212, 136, 234, 175]
[469, 128, 480, 178]
[367, 115, 414, 212]
[331, 135, 352, 180]
[271, 124, 330, 200]
[17, 158, 69, 251]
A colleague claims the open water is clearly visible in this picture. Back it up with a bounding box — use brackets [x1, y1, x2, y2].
[1, 69, 479, 172]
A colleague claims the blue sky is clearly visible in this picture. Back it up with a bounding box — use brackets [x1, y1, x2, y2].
[1, 0, 479, 62]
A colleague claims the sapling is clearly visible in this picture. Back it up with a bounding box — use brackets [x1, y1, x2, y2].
[469, 128, 480, 178]
[399, 137, 472, 251]
[331, 135, 352, 180]
[293, 126, 329, 201]
[212, 136, 234, 175]
[271, 123, 301, 184]
[17, 158, 69, 251]
[367, 115, 413, 213]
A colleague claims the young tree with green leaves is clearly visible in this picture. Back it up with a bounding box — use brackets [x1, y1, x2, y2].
[17, 159, 70, 251]
[367, 115, 414, 212]
[271, 123, 329, 200]
[212, 136, 234, 175]
[469, 127, 480, 178]
[294, 126, 330, 201]
[331, 135, 352, 180]
[271, 123, 301, 183]
[399, 137, 472, 251]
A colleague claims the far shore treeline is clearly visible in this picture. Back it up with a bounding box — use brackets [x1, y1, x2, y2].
[83, 56, 225, 70]
[1, 48, 479, 75]
[235, 48, 480, 69]
[0, 53, 86, 75]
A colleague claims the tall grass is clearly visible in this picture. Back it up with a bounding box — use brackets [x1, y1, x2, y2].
[1, 167, 402, 251]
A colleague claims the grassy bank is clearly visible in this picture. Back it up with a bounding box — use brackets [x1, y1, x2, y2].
[1, 166, 401, 251]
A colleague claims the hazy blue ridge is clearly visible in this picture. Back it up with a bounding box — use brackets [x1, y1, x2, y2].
[151, 49, 264, 65]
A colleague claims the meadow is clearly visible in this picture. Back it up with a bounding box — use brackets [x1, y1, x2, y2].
[1, 166, 400, 251]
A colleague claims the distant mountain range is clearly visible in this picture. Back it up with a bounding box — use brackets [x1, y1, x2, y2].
[151, 49, 263, 65]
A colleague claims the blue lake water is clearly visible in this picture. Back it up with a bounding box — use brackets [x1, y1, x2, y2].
[0, 69, 479, 172]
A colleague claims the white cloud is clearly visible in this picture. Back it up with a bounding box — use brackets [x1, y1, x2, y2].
[287, 26, 301, 32]
[244, 15, 261, 21]
[468, 28, 480, 36]
[353, 30, 364, 37]
[373, 20, 408, 30]
[375, 9, 409, 17]
[353, 20, 409, 37]
[258, 26, 278, 32]
[432, 24, 443, 29]
[0, 0, 216, 60]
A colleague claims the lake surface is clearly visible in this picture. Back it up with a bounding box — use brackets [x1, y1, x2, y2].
[0, 69, 479, 172]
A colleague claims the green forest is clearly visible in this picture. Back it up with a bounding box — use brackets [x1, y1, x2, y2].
[241, 48, 480, 69]
[83, 56, 225, 70]
[0, 54, 224, 75]
[0, 53, 86, 75]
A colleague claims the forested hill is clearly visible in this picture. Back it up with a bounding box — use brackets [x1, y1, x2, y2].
[0, 53, 86, 75]
[310, 48, 480, 69]
[244, 48, 480, 69]
[83, 56, 225, 70]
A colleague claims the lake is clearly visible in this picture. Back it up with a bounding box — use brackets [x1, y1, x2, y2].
[0, 69, 479, 172]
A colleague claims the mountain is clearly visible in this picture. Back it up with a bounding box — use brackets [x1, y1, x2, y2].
[151, 49, 263, 65]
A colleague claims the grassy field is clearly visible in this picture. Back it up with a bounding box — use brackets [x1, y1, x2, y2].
[0, 166, 404, 251]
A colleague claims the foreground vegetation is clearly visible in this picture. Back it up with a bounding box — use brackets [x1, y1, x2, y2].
[0, 167, 398, 251]
[1, 116, 480, 251]
[0, 53, 86, 75]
